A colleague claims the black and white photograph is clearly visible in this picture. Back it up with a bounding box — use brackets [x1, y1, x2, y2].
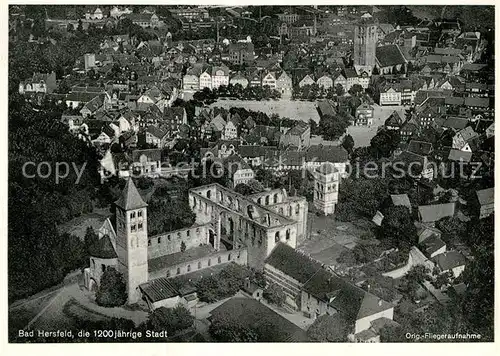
[6, 3, 495, 345]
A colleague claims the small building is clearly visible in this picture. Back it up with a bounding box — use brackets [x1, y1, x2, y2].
[280, 122, 311, 150]
[433, 251, 466, 278]
[418, 203, 455, 226]
[476, 188, 494, 219]
[139, 277, 182, 310]
[243, 277, 264, 300]
[354, 103, 374, 126]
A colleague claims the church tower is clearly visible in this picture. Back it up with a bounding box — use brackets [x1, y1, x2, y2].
[115, 178, 148, 304]
[313, 163, 340, 216]
[353, 13, 378, 72]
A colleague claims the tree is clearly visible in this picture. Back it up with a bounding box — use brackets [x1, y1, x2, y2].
[307, 314, 350, 342]
[209, 314, 259, 342]
[263, 283, 286, 306]
[148, 305, 194, 335]
[342, 134, 355, 154]
[84, 226, 99, 259]
[318, 113, 350, 140]
[95, 267, 127, 307]
[77, 19, 83, 32]
[370, 129, 400, 158]
[348, 84, 363, 96]
[234, 183, 254, 196]
[335, 83, 345, 97]
[378, 206, 417, 252]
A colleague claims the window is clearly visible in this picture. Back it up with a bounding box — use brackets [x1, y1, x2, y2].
[166, 270, 170, 277]
[178, 232, 181, 239]
[131, 224, 136, 232]
[138, 210, 142, 218]
[92, 259, 95, 268]
[218, 256, 221, 264]
[187, 264, 191, 272]
[158, 236, 162, 244]
[176, 267, 180, 275]
[130, 212, 136, 219]
[198, 261, 202, 269]
[228, 254, 231, 261]
[101, 264, 106, 273]
[187, 230, 190, 237]
[138, 222, 143, 231]
[208, 259, 211, 266]
[148, 239, 151, 246]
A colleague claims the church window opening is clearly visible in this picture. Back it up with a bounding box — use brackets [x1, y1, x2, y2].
[158, 237, 161, 244]
[275, 232, 280, 242]
[176, 267, 180, 275]
[101, 264, 105, 273]
[187, 230, 190, 237]
[167, 235, 171, 241]
[228, 254, 231, 261]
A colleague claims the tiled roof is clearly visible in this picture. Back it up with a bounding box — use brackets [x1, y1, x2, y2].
[148, 245, 215, 272]
[302, 268, 393, 321]
[265, 243, 322, 284]
[115, 178, 148, 210]
[442, 117, 468, 130]
[418, 203, 455, 224]
[306, 145, 349, 163]
[433, 251, 466, 271]
[146, 125, 168, 139]
[132, 148, 162, 162]
[420, 234, 446, 256]
[448, 149, 472, 163]
[476, 187, 494, 206]
[139, 277, 180, 303]
[88, 235, 117, 259]
[390, 194, 411, 210]
[376, 45, 407, 68]
[407, 140, 433, 156]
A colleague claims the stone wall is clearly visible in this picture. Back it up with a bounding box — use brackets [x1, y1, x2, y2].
[148, 247, 248, 280]
[148, 224, 210, 260]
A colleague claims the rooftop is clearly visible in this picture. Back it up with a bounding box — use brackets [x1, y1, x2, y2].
[115, 178, 148, 211]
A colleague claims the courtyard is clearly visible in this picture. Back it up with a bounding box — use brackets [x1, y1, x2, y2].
[347, 104, 407, 148]
[210, 98, 321, 124]
[298, 214, 373, 267]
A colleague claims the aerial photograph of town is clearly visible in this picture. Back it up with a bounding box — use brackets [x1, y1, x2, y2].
[7, 4, 495, 344]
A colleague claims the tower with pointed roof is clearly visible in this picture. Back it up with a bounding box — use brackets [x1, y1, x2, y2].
[115, 178, 149, 304]
[313, 162, 340, 216]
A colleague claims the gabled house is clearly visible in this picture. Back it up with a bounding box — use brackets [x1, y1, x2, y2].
[298, 74, 315, 88]
[316, 75, 333, 90]
[384, 111, 404, 131]
[145, 125, 169, 148]
[354, 103, 374, 126]
[276, 71, 293, 99]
